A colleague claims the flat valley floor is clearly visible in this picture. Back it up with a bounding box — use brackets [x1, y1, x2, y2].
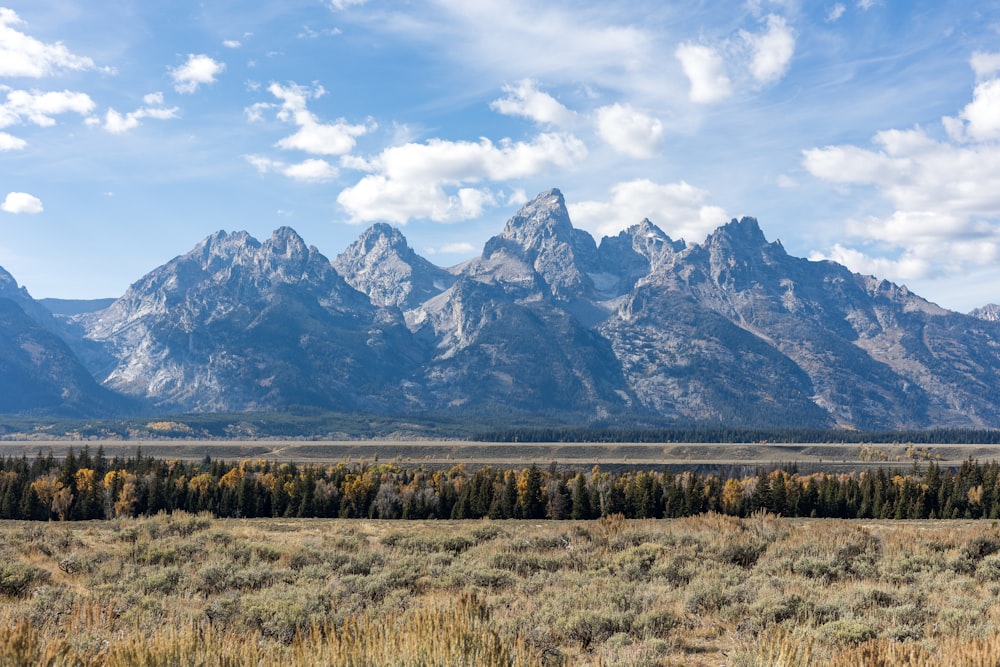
[0, 439, 995, 472]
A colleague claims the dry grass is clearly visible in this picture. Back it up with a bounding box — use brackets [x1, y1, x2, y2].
[2, 513, 1000, 665]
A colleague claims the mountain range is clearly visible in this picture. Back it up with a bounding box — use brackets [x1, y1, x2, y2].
[3, 188, 1000, 429]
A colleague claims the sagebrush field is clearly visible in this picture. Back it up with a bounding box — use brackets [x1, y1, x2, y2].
[3, 513, 1000, 665]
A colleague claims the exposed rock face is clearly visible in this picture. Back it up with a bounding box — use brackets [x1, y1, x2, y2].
[333, 222, 454, 309]
[79, 227, 419, 412]
[971, 304, 1000, 322]
[10, 188, 1000, 428]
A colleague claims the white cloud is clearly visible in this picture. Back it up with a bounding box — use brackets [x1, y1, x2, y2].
[102, 95, 180, 134]
[944, 77, 1000, 143]
[0, 131, 26, 150]
[170, 54, 225, 94]
[741, 14, 795, 84]
[594, 103, 664, 159]
[245, 154, 339, 183]
[810, 244, 935, 281]
[826, 4, 846, 22]
[568, 179, 728, 242]
[0, 87, 95, 128]
[506, 188, 528, 206]
[337, 132, 587, 224]
[0, 8, 96, 77]
[1, 191, 43, 214]
[283, 158, 338, 182]
[490, 79, 576, 127]
[245, 154, 281, 174]
[675, 43, 732, 104]
[330, 0, 367, 8]
[377, 1, 651, 102]
[971, 52, 1000, 81]
[857, 0, 875, 9]
[244, 101, 273, 122]
[223, 40, 241, 49]
[424, 241, 477, 255]
[804, 65, 1000, 283]
[265, 82, 373, 155]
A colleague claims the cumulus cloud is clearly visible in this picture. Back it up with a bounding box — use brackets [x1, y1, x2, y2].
[971, 52, 1000, 81]
[0, 87, 95, 129]
[675, 43, 732, 104]
[594, 103, 664, 159]
[283, 158, 338, 182]
[222, 40, 241, 49]
[490, 79, 576, 127]
[102, 93, 179, 134]
[0, 8, 96, 77]
[337, 132, 587, 224]
[245, 154, 338, 183]
[741, 14, 795, 84]
[170, 54, 225, 93]
[826, 4, 846, 22]
[330, 0, 367, 8]
[1, 191, 43, 214]
[804, 62, 1000, 281]
[0, 131, 26, 150]
[265, 82, 373, 155]
[944, 76, 1000, 143]
[810, 244, 935, 282]
[568, 179, 728, 242]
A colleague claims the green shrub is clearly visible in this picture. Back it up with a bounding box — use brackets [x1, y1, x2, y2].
[635, 609, 680, 638]
[0, 561, 51, 598]
[963, 535, 1000, 561]
[976, 554, 1000, 582]
[467, 568, 515, 590]
[561, 610, 633, 649]
[719, 538, 768, 568]
[140, 567, 183, 595]
[819, 619, 876, 645]
[792, 556, 843, 582]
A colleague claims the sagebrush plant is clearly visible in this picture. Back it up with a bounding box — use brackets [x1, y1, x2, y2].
[2, 512, 1000, 665]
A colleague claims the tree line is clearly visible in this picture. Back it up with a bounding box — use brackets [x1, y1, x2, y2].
[471, 426, 1000, 444]
[2, 447, 1000, 521]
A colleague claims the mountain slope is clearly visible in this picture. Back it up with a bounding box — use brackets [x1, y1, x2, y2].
[0, 298, 130, 416]
[81, 227, 421, 412]
[43, 188, 1000, 429]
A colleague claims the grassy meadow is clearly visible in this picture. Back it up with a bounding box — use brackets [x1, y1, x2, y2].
[2, 513, 1000, 665]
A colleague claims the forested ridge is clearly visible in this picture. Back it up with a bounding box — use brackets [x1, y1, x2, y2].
[3, 447, 1000, 521]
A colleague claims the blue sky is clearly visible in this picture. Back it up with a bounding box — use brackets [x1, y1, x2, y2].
[2, 0, 1000, 312]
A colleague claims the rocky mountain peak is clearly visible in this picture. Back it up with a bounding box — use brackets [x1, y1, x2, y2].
[334, 223, 453, 309]
[0, 264, 18, 293]
[358, 222, 406, 249]
[189, 230, 259, 273]
[478, 188, 599, 300]
[498, 188, 575, 248]
[264, 226, 309, 258]
[625, 219, 686, 254]
[970, 304, 1000, 322]
[706, 217, 768, 250]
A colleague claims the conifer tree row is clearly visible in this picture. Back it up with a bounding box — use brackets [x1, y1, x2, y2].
[1, 448, 999, 521]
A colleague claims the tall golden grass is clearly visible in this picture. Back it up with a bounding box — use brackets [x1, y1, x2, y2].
[3, 512, 1000, 665]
